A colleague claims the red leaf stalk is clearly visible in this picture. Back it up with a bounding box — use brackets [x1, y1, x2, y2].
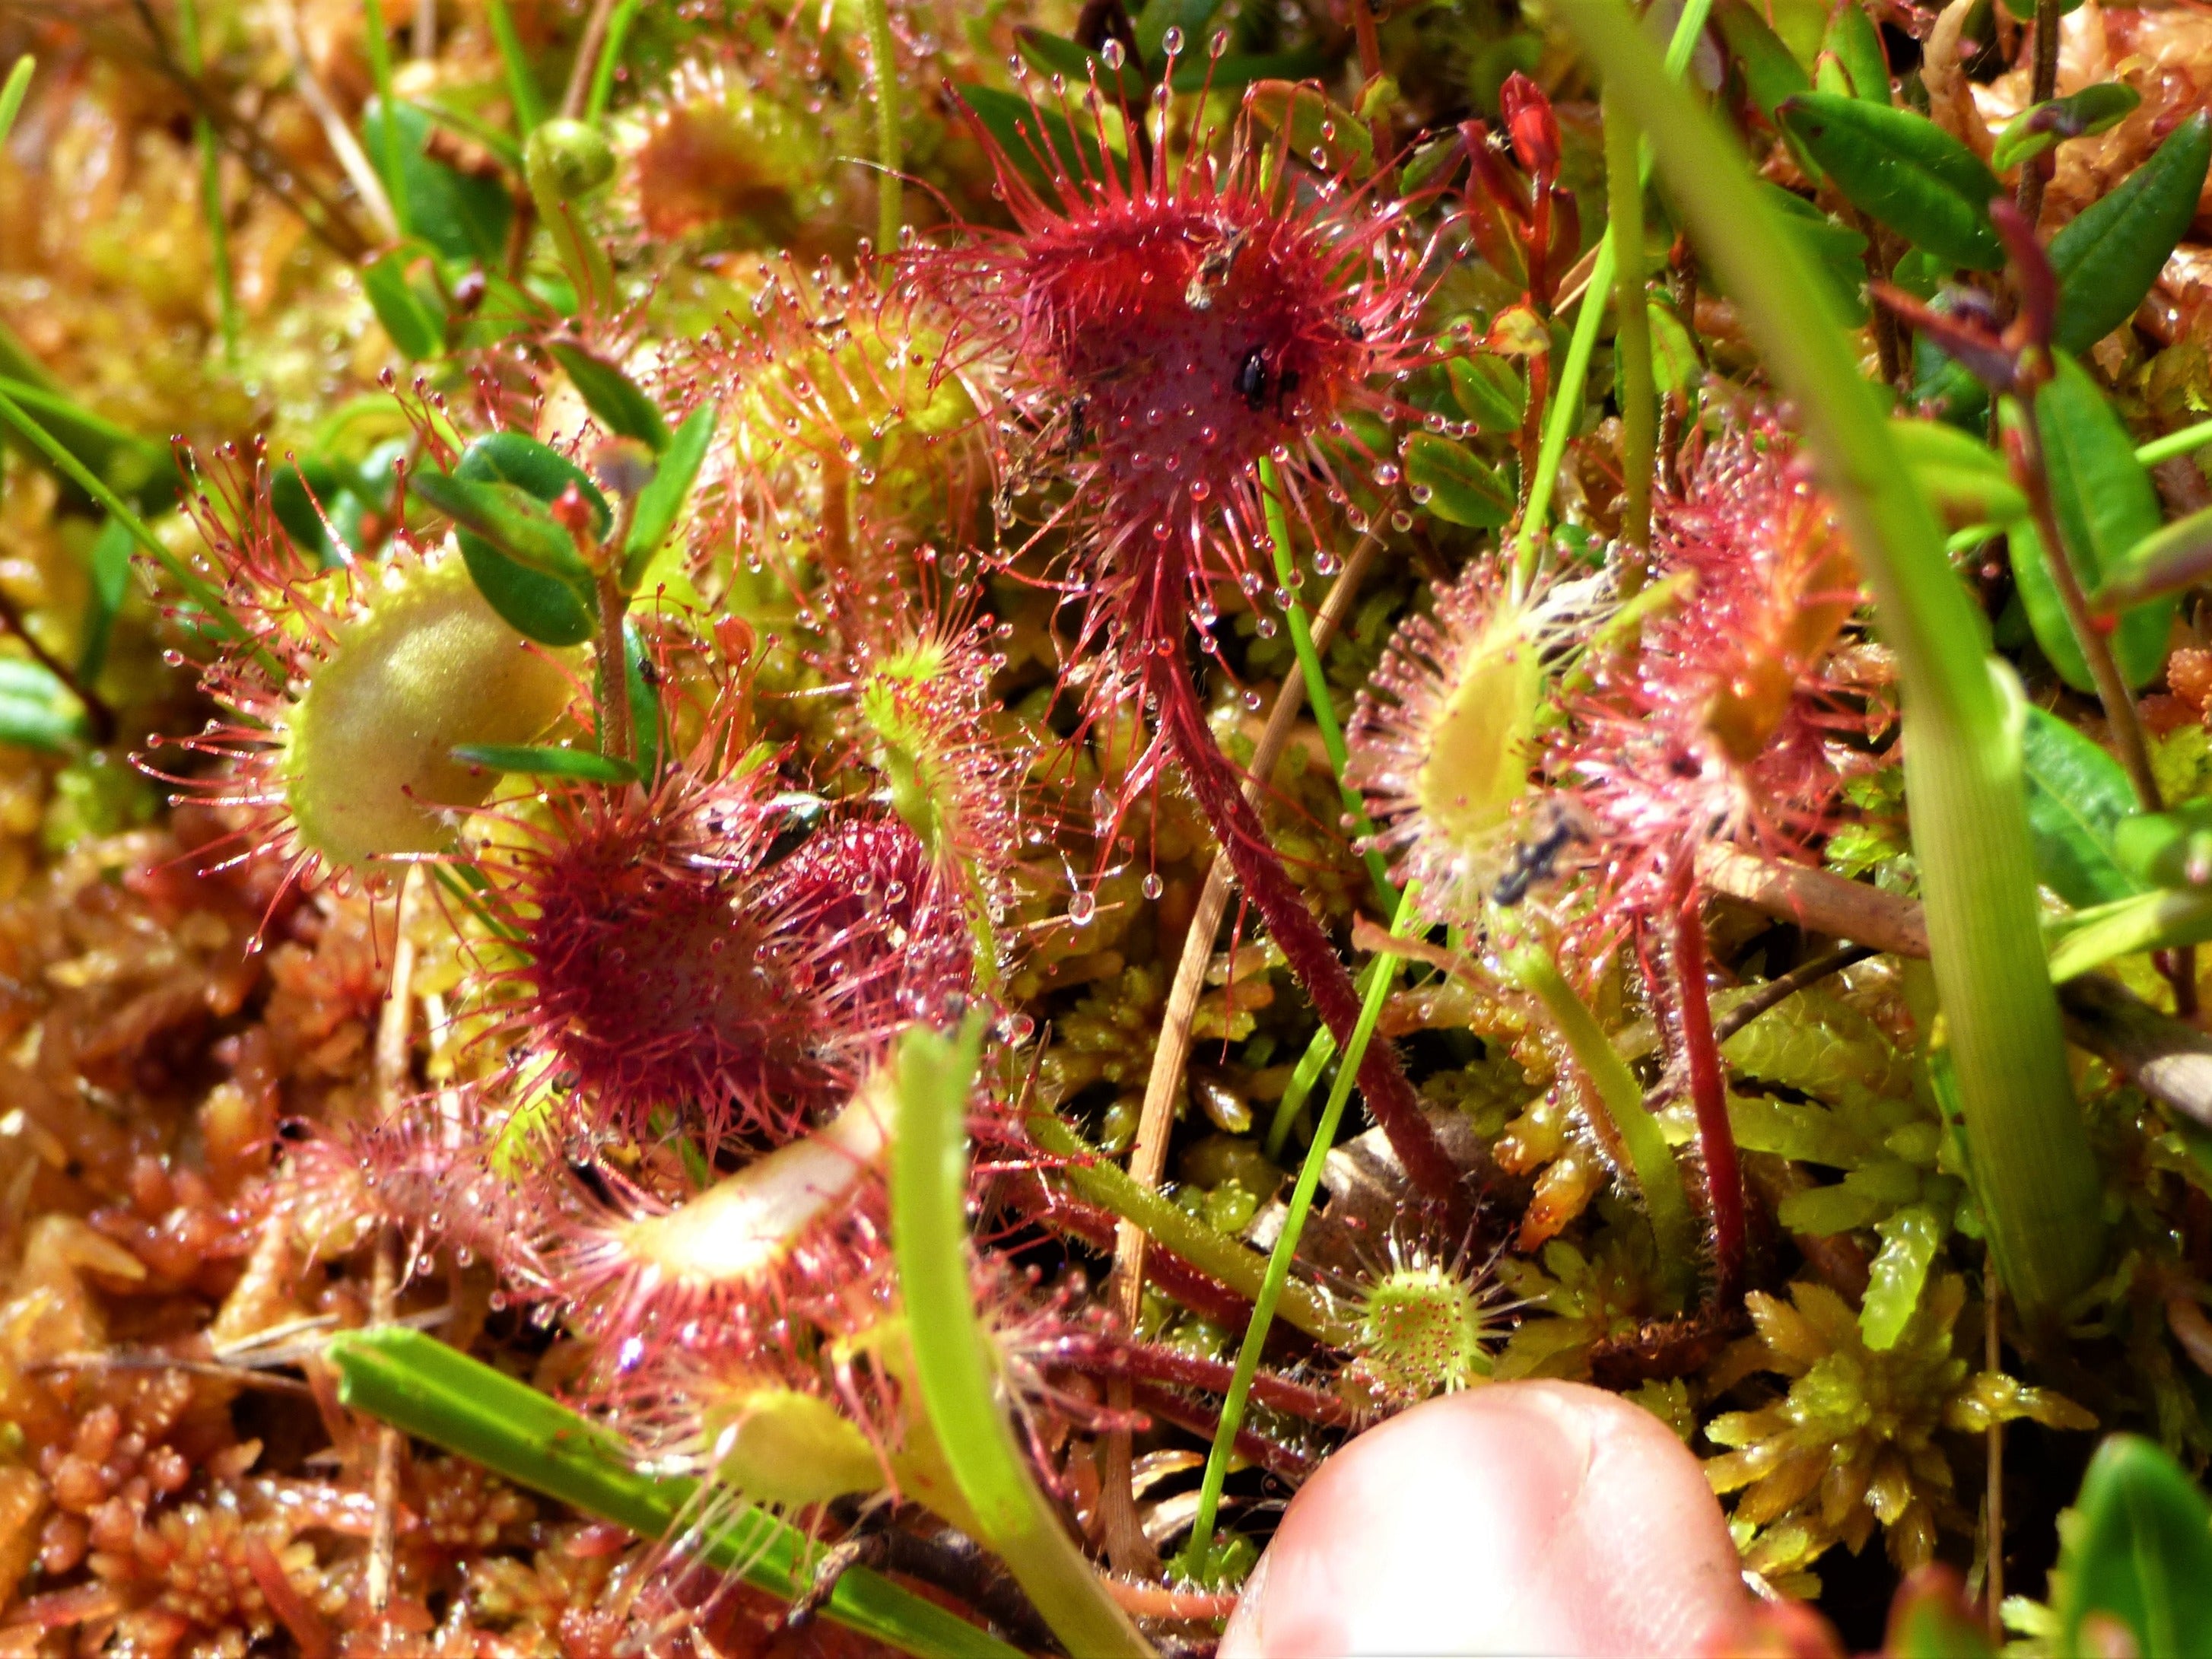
[1150, 654, 1461, 1210]
[1672, 885, 1744, 1308]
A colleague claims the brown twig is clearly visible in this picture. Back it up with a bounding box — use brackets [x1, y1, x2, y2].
[1710, 944, 1877, 1046]
[561, 0, 620, 119]
[1098, 530, 1381, 1573]
[364, 869, 420, 1616]
[2014, 0, 2062, 229]
[0, 585, 116, 743]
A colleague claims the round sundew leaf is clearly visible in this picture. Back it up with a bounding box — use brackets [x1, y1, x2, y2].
[704, 1387, 888, 1511]
[281, 556, 579, 866]
[1412, 598, 1546, 854]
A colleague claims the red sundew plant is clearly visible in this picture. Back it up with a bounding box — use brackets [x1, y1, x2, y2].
[139, 450, 580, 911]
[1559, 412, 1869, 930]
[895, 60, 1470, 1209]
[1546, 409, 1870, 1306]
[475, 757, 970, 1149]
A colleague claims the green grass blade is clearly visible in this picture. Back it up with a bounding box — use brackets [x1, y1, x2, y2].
[890, 1020, 1154, 1659]
[329, 1327, 1022, 1659]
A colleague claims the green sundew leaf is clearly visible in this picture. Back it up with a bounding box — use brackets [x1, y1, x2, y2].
[1886, 1572, 1999, 1658]
[2096, 504, 2212, 613]
[1014, 27, 1149, 100]
[955, 85, 1120, 203]
[1647, 302, 1701, 396]
[1778, 93, 2004, 269]
[1403, 433, 1514, 529]
[451, 742, 637, 783]
[1715, 0, 1811, 123]
[1861, 1201, 1949, 1349]
[362, 249, 447, 361]
[0, 376, 169, 511]
[1991, 81, 2140, 173]
[621, 405, 713, 589]
[2046, 887, 2212, 982]
[2030, 352, 2172, 687]
[1822, 1, 1890, 104]
[2020, 705, 2142, 906]
[2056, 1435, 2212, 1657]
[2050, 113, 2211, 356]
[362, 100, 513, 264]
[1889, 417, 2027, 526]
[0, 659, 86, 752]
[548, 341, 669, 451]
[1755, 183, 1869, 325]
[1446, 353, 1527, 434]
[76, 516, 130, 685]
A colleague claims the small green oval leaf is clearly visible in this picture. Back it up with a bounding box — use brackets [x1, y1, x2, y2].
[1777, 93, 2004, 269]
[548, 341, 669, 452]
[1889, 417, 2026, 526]
[363, 248, 447, 361]
[2049, 112, 2212, 355]
[2047, 887, 2212, 982]
[1445, 353, 1527, 434]
[2095, 502, 2212, 614]
[2114, 801, 2212, 891]
[1991, 81, 2140, 173]
[0, 658, 87, 752]
[2020, 704, 2141, 907]
[2056, 1435, 2212, 1657]
[1821, 1, 1890, 106]
[1403, 433, 1514, 528]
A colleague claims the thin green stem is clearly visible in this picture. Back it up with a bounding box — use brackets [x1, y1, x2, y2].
[0, 383, 268, 672]
[329, 1329, 1019, 1659]
[860, 0, 903, 253]
[1181, 884, 1424, 1581]
[891, 1022, 1153, 1659]
[1513, 0, 1714, 590]
[1026, 1109, 1355, 1346]
[173, 5, 240, 362]
[584, 0, 641, 124]
[2138, 416, 2212, 469]
[1510, 943, 1695, 1309]
[361, 0, 410, 237]
[1258, 456, 1394, 909]
[1604, 87, 1655, 562]
[1263, 1021, 1335, 1162]
[1556, 0, 2102, 1324]
[0, 56, 32, 141]
[487, 0, 545, 133]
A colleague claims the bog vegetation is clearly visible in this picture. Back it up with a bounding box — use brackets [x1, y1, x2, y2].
[2, 0, 2212, 1653]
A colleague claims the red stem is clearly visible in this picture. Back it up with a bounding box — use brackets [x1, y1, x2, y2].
[1025, 1190, 1262, 1332]
[1672, 885, 1745, 1307]
[1150, 660, 1463, 1211]
[1128, 1382, 1315, 1483]
[1049, 1332, 1355, 1429]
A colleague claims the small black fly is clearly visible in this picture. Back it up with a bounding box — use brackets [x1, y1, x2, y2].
[1492, 808, 1588, 907]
